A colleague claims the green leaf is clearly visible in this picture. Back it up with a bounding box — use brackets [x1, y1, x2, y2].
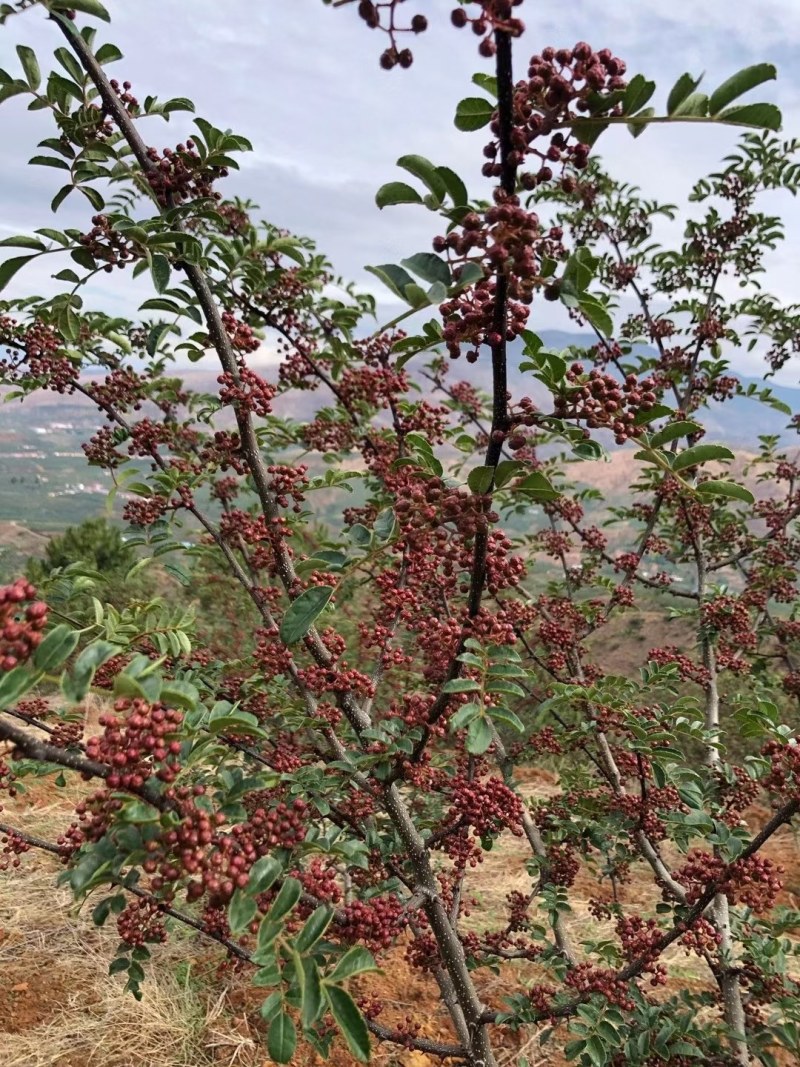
[51, 184, 73, 213]
[268, 1011, 297, 1065]
[649, 420, 701, 449]
[577, 293, 613, 337]
[255, 918, 282, 958]
[32, 625, 79, 671]
[0, 82, 29, 105]
[373, 508, 396, 542]
[0, 664, 40, 708]
[62, 639, 118, 702]
[329, 945, 378, 983]
[301, 958, 325, 1029]
[295, 905, 334, 953]
[53, 0, 111, 20]
[628, 108, 655, 137]
[0, 235, 46, 251]
[671, 92, 709, 118]
[467, 465, 495, 494]
[709, 63, 776, 114]
[633, 403, 673, 427]
[16, 45, 40, 91]
[375, 181, 423, 209]
[466, 716, 493, 755]
[449, 702, 482, 731]
[396, 154, 447, 202]
[563, 247, 597, 293]
[472, 72, 498, 98]
[442, 678, 481, 694]
[672, 443, 734, 471]
[364, 263, 417, 303]
[400, 252, 450, 287]
[95, 43, 123, 65]
[718, 102, 781, 131]
[228, 889, 257, 935]
[30, 153, 71, 171]
[449, 262, 482, 291]
[149, 253, 171, 294]
[486, 680, 525, 698]
[454, 96, 494, 132]
[489, 706, 525, 733]
[57, 303, 80, 343]
[267, 877, 302, 922]
[248, 855, 282, 895]
[622, 74, 655, 115]
[570, 118, 610, 147]
[436, 165, 468, 207]
[325, 985, 370, 1063]
[0, 254, 38, 292]
[279, 586, 334, 645]
[146, 322, 173, 357]
[517, 472, 559, 500]
[667, 72, 703, 115]
[696, 479, 754, 504]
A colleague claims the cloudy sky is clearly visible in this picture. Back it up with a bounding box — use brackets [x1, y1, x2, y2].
[1, 1, 800, 381]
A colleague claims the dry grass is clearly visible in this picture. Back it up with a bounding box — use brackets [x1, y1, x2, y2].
[0, 842, 273, 1067]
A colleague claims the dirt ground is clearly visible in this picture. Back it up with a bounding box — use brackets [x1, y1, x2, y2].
[2, 748, 800, 1065]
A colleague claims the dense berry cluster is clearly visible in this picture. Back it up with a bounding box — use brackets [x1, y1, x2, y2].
[0, 579, 48, 672]
[85, 698, 184, 789]
[340, 894, 406, 950]
[674, 850, 784, 912]
[448, 774, 524, 838]
[117, 898, 167, 947]
[218, 366, 275, 416]
[78, 214, 138, 271]
[554, 366, 657, 444]
[144, 140, 227, 207]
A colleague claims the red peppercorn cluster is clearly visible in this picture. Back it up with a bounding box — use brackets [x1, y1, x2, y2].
[448, 774, 524, 838]
[0, 827, 30, 871]
[674, 849, 784, 912]
[352, 1, 525, 67]
[144, 140, 227, 207]
[564, 962, 635, 1011]
[340, 894, 406, 951]
[483, 43, 626, 189]
[122, 495, 171, 527]
[394, 474, 498, 543]
[0, 756, 19, 806]
[450, 1, 524, 58]
[78, 214, 138, 272]
[0, 579, 48, 671]
[554, 366, 657, 444]
[761, 739, 800, 802]
[647, 645, 710, 686]
[2, 319, 78, 394]
[85, 698, 184, 789]
[679, 916, 721, 957]
[220, 311, 261, 354]
[117, 898, 167, 948]
[218, 366, 275, 417]
[544, 842, 580, 887]
[295, 857, 342, 904]
[239, 797, 309, 851]
[266, 463, 308, 512]
[83, 425, 124, 469]
[109, 78, 139, 111]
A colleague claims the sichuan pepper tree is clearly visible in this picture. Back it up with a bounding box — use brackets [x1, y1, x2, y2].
[1, 1, 800, 1064]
